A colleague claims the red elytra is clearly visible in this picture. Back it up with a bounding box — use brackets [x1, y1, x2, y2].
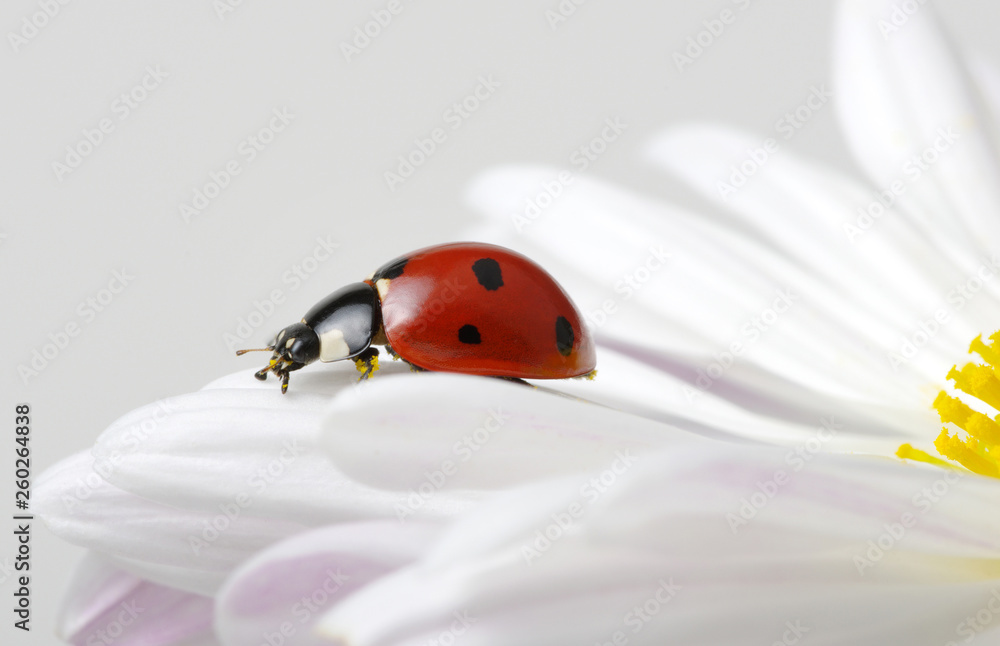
[367, 242, 596, 379]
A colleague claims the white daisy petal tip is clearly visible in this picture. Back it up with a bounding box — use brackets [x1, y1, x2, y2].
[464, 162, 594, 230]
[34, 366, 485, 596]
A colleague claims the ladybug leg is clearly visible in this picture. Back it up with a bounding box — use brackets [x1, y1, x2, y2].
[353, 347, 381, 381]
[402, 359, 426, 373]
[384, 344, 401, 361]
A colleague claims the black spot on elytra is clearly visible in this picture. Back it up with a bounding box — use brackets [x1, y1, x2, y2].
[458, 324, 481, 344]
[373, 256, 408, 281]
[471, 258, 503, 291]
[555, 316, 574, 356]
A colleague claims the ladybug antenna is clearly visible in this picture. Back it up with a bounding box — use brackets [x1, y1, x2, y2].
[235, 346, 274, 356]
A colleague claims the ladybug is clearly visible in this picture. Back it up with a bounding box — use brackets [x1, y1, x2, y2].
[237, 242, 596, 393]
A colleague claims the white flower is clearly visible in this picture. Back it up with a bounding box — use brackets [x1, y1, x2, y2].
[36, 360, 713, 643]
[316, 446, 1000, 646]
[37, 0, 1000, 643]
[309, 0, 1000, 642]
[463, 0, 1000, 457]
[35, 367, 485, 599]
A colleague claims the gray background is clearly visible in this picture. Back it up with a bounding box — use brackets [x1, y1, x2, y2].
[1, 0, 994, 642]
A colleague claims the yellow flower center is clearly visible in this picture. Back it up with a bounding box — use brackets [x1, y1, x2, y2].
[898, 332, 1000, 477]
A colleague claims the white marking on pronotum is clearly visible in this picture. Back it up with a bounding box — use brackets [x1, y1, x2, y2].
[318, 328, 351, 362]
[376, 278, 391, 300]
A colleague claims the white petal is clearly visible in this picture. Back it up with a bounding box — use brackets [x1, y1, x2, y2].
[466, 166, 948, 421]
[833, 0, 1000, 252]
[35, 365, 483, 594]
[57, 552, 215, 646]
[90, 367, 478, 524]
[318, 447, 1000, 645]
[547, 343, 932, 455]
[319, 372, 712, 493]
[35, 451, 306, 595]
[645, 122, 986, 352]
[967, 55, 1000, 152]
[215, 521, 441, 646]
[644, 123, 1000, 417]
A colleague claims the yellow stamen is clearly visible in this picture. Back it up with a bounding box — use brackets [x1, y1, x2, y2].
[934, 392, 1000, 445]
[933, 429, 999, 477]
[970, 334, 1000, 368]
[899, 331, 1000, 478]
[895, 443, 953, 469]
[948, 363, 1000, 411]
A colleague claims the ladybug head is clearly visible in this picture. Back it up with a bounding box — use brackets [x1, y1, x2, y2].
[236, 282, 380, 394]
[236, 322, 320, 394]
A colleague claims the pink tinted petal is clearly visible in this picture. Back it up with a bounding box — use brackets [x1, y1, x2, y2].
[34, 451, 308, 595]
[317, 446, 1000, 645]
[216, 522, 441, 646]
[58, 553, 214, 646]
